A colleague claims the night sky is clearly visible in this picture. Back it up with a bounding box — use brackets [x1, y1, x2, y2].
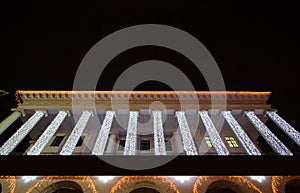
[1, 1, 300, 175]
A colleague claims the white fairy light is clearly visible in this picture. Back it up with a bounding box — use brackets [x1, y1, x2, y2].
[249, 176, 266, 183]
[245, 111, 292, 155]
[0, 111, 44, 155]
[60, 110, 92, 155]
[222, 111, 261, 155]
[124, 111, 138, 155]
[21, 176, 38, 183]
[267, 111, 300, 147]
[152, 110, 167, 155]
[176, 111, 198, 155]
[170, 176, 193, 183]
[97, 176, 115, 183]
[27, 111, 67, 155]
[92, 111, 115, 155]
[199, 111, 229, 155]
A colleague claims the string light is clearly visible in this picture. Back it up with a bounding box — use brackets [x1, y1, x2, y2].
[245, 111, 292, 155]
[110, 176, 179, 193]
[60, 111, 92, 155]
[199, 111, 229, 155]
[176, 111, 198, 155]
[0, 176, 16, 193]
[267, 111, 300, 147]
[0, 111, 44, 155]
[26, 176, 97, 193]
[92, 111, 115, 155]
[152, 110, 167, 155]
[27, 111, 67, 155]
[193, 176, 262, 193]
[124, 111, 138, 155]
[222, 111, 261, 155]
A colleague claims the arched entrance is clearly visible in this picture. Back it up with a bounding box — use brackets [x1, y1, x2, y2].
[130, 187, 160, 193]
[41, 181, 83, 193]
[285, 179, 300, 193]
[206, 180, 241, 193]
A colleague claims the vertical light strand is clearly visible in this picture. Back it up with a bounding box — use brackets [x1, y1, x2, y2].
[124, 111, 138, 155]
[267, 111, 300, 147]
[152, 110, 167, 155]
[0, 111, 44, 155]
[59, 110, 92, 155]
[27, 111, 68, 155]
[245, 111, 292, 155]
[222, 111, 261, 155]
[199, 111, 229, 155]
[92, 111, 115, 155]
[175, 111, 198, 155]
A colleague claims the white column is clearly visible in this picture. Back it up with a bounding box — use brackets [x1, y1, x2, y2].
[27, 111, 68, 155]
[124, 111, 138, 155]
[267, 111, 300, 147]
[106, 132, 117, 154]
[0, 111, 22, 136]
[0, 111, 44, 155]
[246, 111, 292, 155]
[176, 111, 198, 155]
[60, 110, 92, 155]
[199, 111, 229, 155]
[92, 111, 115, 155]
[222, 111, 261, 155]
[152, 110, 167, 155]
[172, 130, 183, 154]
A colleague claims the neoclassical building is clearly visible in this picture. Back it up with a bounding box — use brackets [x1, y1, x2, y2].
[0, 90, 299, 156]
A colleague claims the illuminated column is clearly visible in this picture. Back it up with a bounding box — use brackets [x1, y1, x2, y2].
[222, 111, 261, 155]
[152, 110, 167, 155]
[60, 110, 92, 155]
[175, 111, 198, 155]
[92, 111, 115, 155]
[199, 111, 229, 155]
[124, 111, 138, 155]
[0, 111, 22, 136]
[266, 111, 300, 147]
[106, 132, 117, 154]
[27, 111, 68, 155]
[0, 111, 44, 155]
[245, 111, 292, 155]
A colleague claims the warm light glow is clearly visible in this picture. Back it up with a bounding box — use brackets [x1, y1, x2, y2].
[0, 176, 16, 193]
[170, 176, 193, 183]
[110, 176, 179, 193]
[193, 176, 262, 193]
[26, 176, 97, 193]
[97, 176, 115, 183]
[249, 176, 266, 183]
[21, 176, 38, 183]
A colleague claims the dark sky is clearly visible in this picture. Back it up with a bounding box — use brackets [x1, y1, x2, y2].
[1, 1, 300, 129]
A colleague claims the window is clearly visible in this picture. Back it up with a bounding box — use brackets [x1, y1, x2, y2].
[76, 136, 85, 147]
[140, 140, 150, 151]
[225, 136, 239, 147]
[118, 140, 126, 151]
[165, 140, 172, 151]
[205, 136, 213, 148]
[50, 136, 65, 147]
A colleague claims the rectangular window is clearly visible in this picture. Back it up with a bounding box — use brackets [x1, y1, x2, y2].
[165, 140, 172, 151]
[140, 140, 150, 151]
[50, 136, 64, 147]
[225, 136, 239, 147]
[76, 136, 85, 147]
[205, 136, 213, 148]
[118, 140, 126, 151]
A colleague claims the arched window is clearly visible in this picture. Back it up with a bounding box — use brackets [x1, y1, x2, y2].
[41, 180, 83, 193]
